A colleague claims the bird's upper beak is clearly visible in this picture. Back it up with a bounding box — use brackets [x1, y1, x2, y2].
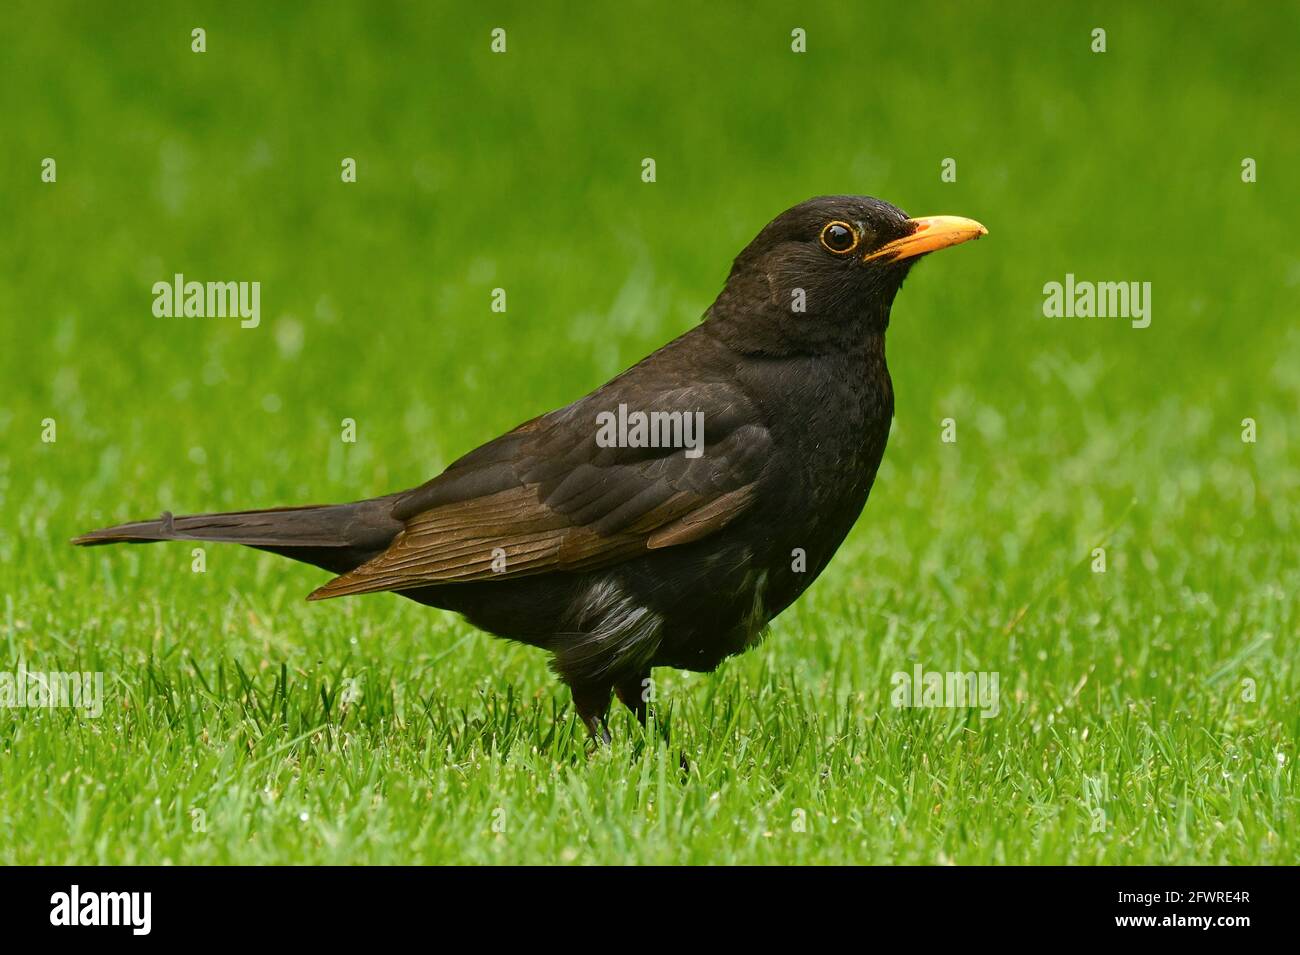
[863, 215, 988, 263]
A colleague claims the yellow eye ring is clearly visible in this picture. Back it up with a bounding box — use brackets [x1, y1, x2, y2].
[819, 221, 859, 254]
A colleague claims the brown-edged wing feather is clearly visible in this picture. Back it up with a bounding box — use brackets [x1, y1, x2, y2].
[308, 367, 769, 600]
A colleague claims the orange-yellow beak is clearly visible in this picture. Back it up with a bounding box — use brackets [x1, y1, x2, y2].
[863, 215, 988, 263]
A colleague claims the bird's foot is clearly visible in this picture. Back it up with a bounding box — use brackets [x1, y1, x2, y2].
[570, 681, 613, 746]
[584, 715, 612, 746]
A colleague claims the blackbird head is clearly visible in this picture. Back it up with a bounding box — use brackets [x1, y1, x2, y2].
[708, 195, 987, 354]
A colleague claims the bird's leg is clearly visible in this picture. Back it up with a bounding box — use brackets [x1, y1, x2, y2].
[614, 669, 653, 726]
[569, 681, 612, 744]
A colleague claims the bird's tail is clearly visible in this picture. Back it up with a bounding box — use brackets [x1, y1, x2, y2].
[72, 497, 404, 575]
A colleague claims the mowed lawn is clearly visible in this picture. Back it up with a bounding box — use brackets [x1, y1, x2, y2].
[1, 1, 1296, 864]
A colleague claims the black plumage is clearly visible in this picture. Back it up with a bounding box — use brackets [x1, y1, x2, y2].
[74, 196, 986, 739]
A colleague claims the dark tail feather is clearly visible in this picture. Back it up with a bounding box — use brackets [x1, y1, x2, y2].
[72, 497, 404, 576]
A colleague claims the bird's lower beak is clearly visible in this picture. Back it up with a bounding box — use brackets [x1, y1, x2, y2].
[863, 215, 988, 263]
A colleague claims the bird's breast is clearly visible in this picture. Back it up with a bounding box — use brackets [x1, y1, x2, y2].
[742, 350, 893, 616]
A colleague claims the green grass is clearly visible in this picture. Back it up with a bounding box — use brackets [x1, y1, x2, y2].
[1, 0, 1297, 864]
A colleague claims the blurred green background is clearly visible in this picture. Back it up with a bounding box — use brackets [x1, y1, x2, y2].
[1, 1, 1296, 864]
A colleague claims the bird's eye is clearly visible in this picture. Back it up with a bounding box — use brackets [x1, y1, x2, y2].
[819, 221, 858, 254]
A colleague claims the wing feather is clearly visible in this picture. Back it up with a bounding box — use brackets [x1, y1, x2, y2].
[308, 358, 769, 600]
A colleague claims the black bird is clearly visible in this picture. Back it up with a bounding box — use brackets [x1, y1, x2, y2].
[74, 196, 986, 739]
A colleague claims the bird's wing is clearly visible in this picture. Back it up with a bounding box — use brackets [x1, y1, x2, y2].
[307, 378, 769, 599]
